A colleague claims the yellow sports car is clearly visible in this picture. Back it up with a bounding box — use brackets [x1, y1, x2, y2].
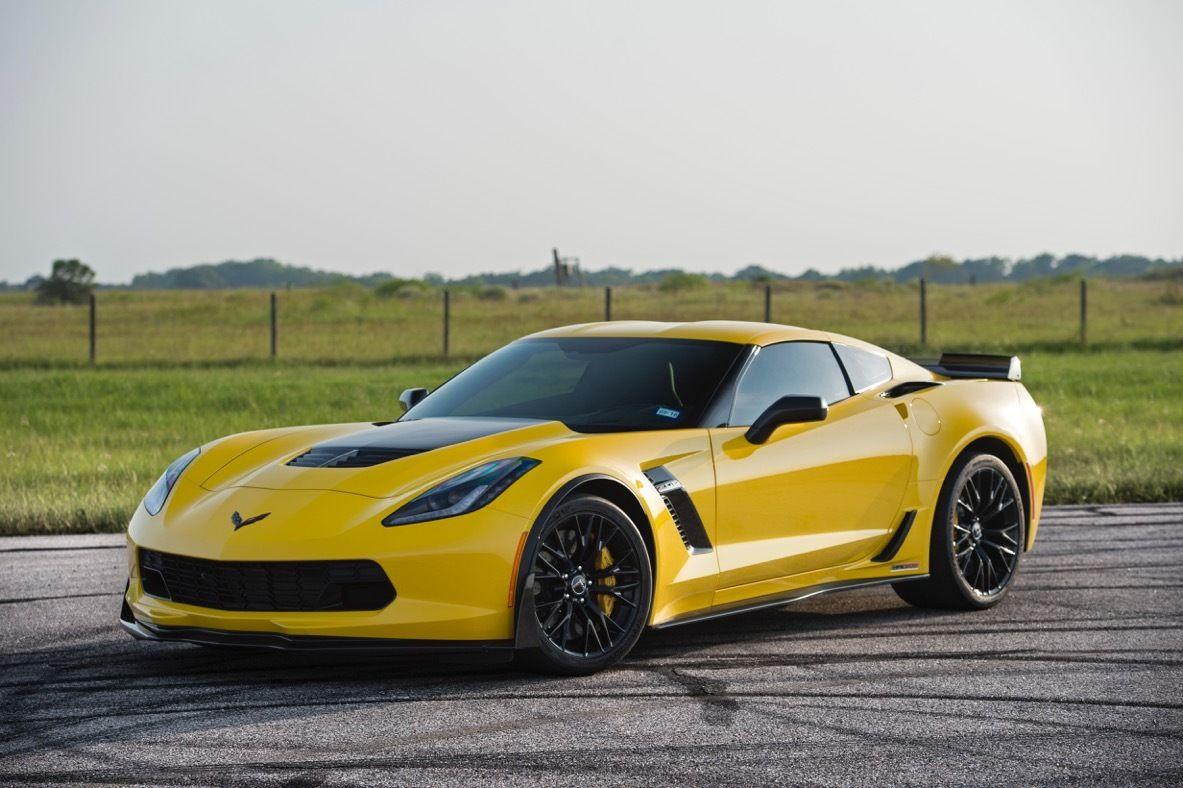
[121, 321, 1046, 674]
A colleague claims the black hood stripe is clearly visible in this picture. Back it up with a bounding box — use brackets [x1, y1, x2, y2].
[288, 418, 546, 468]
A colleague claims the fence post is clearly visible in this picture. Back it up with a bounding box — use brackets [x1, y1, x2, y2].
[269, 292, 277, 358]
[604, 287, 612, 321]
[763, 284, 772, 323]
[88, 293, 96, 364]
[442, 289, 451, 358]
[1079, 279, 1087, 346]
[919, 278, 927, 347]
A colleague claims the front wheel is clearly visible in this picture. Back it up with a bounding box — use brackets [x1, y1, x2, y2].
[515, 495, 653, 675]
[894, 453, 1026, 610]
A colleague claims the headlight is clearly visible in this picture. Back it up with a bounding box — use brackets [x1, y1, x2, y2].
[382, 457, 539, 527]
[143, 448, 200, 516]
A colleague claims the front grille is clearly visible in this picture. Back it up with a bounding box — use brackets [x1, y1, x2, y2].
[287, 446, 420, 468]
[138, 549, 395, 612]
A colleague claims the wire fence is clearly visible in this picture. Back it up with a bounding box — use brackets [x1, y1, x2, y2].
[1, 278, 1179, 366]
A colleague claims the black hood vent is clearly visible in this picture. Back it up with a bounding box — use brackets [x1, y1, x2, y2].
[287, 446, 421, 468]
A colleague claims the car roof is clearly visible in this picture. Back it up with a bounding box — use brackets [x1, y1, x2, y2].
[529, 320, 837, 347]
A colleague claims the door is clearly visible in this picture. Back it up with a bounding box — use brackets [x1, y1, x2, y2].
[711, 341, 914, 592]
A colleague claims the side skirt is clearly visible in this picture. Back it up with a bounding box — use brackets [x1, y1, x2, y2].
[650, 574, 929, 630]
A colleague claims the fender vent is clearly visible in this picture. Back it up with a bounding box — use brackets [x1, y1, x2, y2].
[287, 446, 420, 468]
[643, 466, 713, 553]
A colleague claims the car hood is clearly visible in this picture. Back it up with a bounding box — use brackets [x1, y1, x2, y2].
[198, 417, 578, 500]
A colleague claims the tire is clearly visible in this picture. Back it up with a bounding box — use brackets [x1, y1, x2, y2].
[894, 452, 1026, 610]
[514, 495, 653, 675]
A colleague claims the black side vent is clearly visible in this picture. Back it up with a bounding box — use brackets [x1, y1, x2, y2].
[881, 381, 942, 398]
[872, 510, 917, 563]
[287, 446, 421, 468]
[643, 466, 713, 554]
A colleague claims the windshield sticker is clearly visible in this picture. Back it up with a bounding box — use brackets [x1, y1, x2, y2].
[655, 407, 681, 420]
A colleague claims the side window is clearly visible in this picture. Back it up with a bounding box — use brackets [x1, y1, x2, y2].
[729, 342, 851, 425]
[834, 344, 892, 392]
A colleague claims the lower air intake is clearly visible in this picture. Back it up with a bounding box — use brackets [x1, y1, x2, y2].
[138, 549, 395, 612]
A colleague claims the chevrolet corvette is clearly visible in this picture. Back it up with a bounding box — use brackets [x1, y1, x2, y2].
[121, 321, 1047, 674]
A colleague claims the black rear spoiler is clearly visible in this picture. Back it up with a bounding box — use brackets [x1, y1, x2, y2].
[915, 353, 1021, 381]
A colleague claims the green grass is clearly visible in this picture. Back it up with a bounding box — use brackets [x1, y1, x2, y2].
[0, 351, 1178, 535]
[2, 278, 1181, 366]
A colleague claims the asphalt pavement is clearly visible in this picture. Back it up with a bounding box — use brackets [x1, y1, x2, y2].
[2, 504, 1181, 786]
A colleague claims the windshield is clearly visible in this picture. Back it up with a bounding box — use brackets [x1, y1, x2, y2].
[404, 338, 743, 431]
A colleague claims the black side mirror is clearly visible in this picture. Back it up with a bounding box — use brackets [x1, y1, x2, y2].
[744, 395, 827, 444]
[399, 387, 428, 413]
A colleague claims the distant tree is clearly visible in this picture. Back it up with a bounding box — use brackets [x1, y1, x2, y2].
[1009, 253, 1057, 281]
[921, 255, 960, 283]
[658, 271, 709, 292]
[36, 259, 95, 305]
[733, 264, 785, 283]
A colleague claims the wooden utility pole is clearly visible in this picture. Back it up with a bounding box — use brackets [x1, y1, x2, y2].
[442, 289, 451, 357]
[1079, 279, 1088, 346]
[604, 287, 612, 321]
[269, 292, 277, 358]
[763, 284, 772, 323]
[919, 278, 928, 347]
[88, 293, 96, 364]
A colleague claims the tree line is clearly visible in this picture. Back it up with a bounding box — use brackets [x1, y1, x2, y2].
[6, 252, 1180, 304]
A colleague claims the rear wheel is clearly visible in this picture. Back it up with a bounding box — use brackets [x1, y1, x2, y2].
[515, 495, 653, 675]
[894, 453, 1025, 610]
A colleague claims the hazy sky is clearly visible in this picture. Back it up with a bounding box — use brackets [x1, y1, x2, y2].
[2, 0, 1180, 283]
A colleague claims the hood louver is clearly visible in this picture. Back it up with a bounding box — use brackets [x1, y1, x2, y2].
[287, 446, 421, 469]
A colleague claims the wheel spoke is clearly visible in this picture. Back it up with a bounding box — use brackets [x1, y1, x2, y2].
[986, 473, 1005, 510]
[541, 537, 573, 572]
[608, 590, 637, 608]
[594, 582, 638, 593]
[546, 606, 571, 638]
[583, 603, 607, 651]
[966, 475, 981, 511]
[981, 538, 1016, 556]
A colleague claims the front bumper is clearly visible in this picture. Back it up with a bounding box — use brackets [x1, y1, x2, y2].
[119, 597, 513, 659]
[124, 487, 534, 643]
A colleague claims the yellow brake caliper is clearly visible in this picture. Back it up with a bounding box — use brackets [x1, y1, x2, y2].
[596, 546, 616, 616]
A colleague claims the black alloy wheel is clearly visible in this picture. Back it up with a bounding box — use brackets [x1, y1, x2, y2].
[953, 464, 1022, 595]
[517, 495, 652, 674]
[894, 453, 1026, 610]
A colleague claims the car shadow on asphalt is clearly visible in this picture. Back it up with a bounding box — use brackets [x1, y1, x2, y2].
[94, 587, 940, 684]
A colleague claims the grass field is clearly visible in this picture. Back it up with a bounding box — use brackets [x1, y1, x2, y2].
[2, 280, 1180, 533]
[2, 278, 1181, 365]
[0, 349, 1179, 534]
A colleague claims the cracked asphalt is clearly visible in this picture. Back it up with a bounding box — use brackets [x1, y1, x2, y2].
[2, 504, 1181, 786]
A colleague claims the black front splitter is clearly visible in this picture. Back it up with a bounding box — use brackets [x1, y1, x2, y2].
[119, 598, 515, 662]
